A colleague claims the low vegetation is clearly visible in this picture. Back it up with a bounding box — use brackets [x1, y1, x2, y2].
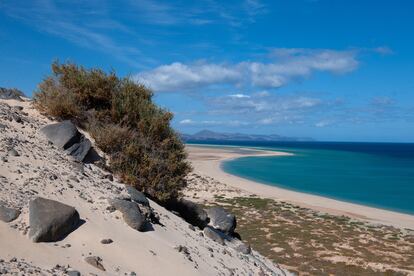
[34, 61, 191, 202]
[211, 195, 414, 275]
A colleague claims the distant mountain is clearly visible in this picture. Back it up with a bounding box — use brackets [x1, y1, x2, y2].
[181, 130, 314, 142]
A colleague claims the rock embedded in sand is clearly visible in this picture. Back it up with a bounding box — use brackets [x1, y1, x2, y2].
[67, 271, 81, 276]
[108, 198, 147, 231]
[40, 120, 97, 162]
[203, 226, 225, 245]
[29, 197, 80, 242]
[206, 206, 236, 234]
[65, 136, 92, 162]
[40, 120, 81, 149]
[84, 256, 105, 271]
[126, 186, 150, 206]
[8, 148, 20, 157]
[234, 242, 251, 255]
[100, 238, 113, 244]
[0, 201, 20, 222]
[174, 198, 209, 228]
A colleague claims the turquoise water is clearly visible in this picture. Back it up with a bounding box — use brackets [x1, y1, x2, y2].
[203, 142, 414, 215]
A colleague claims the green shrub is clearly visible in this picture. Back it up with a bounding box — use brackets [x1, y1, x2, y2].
[34, 61, 191, 202]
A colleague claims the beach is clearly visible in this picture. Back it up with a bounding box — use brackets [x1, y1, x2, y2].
[186, 145, 414, 230]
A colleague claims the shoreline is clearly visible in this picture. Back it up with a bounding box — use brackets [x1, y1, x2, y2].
[186, 144, 414, 230]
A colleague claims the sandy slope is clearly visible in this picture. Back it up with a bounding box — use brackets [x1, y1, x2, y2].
[0, 99, 290, 276]
[186, 145, 414, 230]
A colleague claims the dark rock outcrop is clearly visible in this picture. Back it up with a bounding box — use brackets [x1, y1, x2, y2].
[203, 226, 225, 245]
[206, 207, 236, 234]
[0, 88, 25, 101]
[40, 120, 98, 162]
[126, 186, 149, 207]
[108, 198, 147, 231]
[0, 201, 20, 222]
[29, 197, 80, 242]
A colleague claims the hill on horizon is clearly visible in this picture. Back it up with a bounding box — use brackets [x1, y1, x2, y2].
[181, 129, 314, 142]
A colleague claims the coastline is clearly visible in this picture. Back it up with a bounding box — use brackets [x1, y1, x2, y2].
[186, 144, 414, 230]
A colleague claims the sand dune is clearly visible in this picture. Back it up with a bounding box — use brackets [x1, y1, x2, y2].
[0, 99, 289, 276]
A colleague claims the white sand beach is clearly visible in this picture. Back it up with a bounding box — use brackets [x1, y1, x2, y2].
[186, 145, 414, 230]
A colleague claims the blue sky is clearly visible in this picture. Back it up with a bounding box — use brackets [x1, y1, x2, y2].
[1, 0, 413, 142]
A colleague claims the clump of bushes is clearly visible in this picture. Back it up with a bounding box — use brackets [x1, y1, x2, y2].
[34, 61, 191, 202]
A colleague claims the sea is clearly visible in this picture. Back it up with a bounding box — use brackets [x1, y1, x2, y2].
[189, 141, 414, 215]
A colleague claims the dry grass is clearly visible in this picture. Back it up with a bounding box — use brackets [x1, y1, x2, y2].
[185, 173, 414, 275]
[211, 196, 414, 275]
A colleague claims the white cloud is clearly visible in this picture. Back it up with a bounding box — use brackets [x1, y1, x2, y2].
[373, 46, 394, 55]
[179, 119, 194, 125]
[229, 94, 250, 98]
[136, 48, 359, 92]
[315, 120, 334, 127]
[138, 62, 242, 91]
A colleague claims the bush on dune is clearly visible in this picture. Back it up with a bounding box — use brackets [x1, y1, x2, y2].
[34, 61, 191, 202]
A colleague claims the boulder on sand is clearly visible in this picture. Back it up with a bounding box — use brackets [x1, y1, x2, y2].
[40, 120, 81, 149]
[171, 199, 209, 228]
[234, 241, 251, 254]
[126, 186, 150, 207]
[108, 198, 147, 231]
[29, 197, 80, 242]
[41, 120, 98, 162]
[65, 136, 92, 162]
[206, 206, 236, 234]
[0, 201, 20, 222]
[203, 226, 225, 245]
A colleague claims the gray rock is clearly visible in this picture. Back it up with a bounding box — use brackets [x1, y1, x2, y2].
[100, 238, 113, 244]
[8, 148, 19, 157]
[67, 271, 81, 276]
[40, 121, 81, 149]
[235, 242, 251, 254]
[29, 197, 80, 242]
[175, 199, 209, 228]
[0, 202, 20, 222]
[104, 174, 113, 181]
[12, 105, 23, 111]
[65, 137, 92, 162]
[176, 245, 190, 255]
[206, 207, 236, 234]
[108, 199, 146, 231]
[0, 123, 6, 129]
[12, 114, 22, 123]
[84, 256, 105, 271]
[126, 186, 149, 206]
[41, 121, 96, 162]
[0, 87, 25, 101]
[203, 226, 225, 245]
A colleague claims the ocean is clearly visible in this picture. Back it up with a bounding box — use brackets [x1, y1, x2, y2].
[189, 141, 414, 215]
